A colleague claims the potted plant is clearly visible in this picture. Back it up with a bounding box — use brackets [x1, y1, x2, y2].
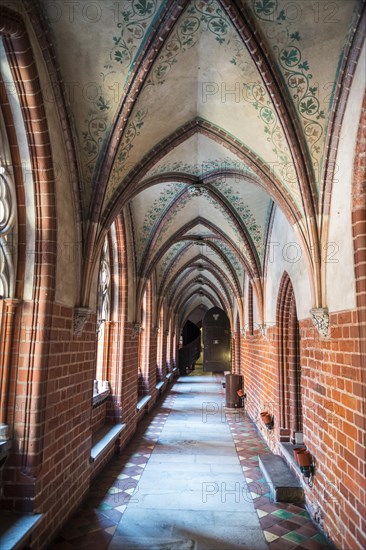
[297, 451, 312, 467]
[293, 447, 307, 464]
[260, 411, 273, 429]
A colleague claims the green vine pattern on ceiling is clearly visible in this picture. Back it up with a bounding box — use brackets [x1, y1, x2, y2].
[146, 158, 255, 179]
[240, 82, 292, 182]
[153, 188, 242, 257]
[145, 0, 231, 87]
[213, 181, 264, 254]
[213, 240, 243, 276]
[144, 185, 256, 264]
[81, 1, 159, 187]
[252, 0, 286, 23]
[274, 30, 324, 171]
[82, 108, 109, 181]
[109, 0, 292, 202]
[138, 183, 186, 256]
[250, 0, 326, 180]
[158, 242, 193, 280]
[107, 108, 149, 199]
[156, 193, 194, 245]
[102, 0, 158, 78]
[203, 192, 244, 249]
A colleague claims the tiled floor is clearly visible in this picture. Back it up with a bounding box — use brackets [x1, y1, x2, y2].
[50, 369, 332, 549]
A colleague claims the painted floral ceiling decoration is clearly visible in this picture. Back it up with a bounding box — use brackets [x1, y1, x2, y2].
[35, 0, 362, 322]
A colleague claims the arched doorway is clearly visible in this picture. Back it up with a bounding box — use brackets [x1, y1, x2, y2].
[277, 273, 302, 442]
[202, 307, 231, 372]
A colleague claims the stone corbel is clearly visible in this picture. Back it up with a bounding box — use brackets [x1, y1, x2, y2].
[132, 322, 142, 336]
[164, 329, 169, 337]
[310, 307, 329, 338]
[154, 326, 160, 336]
[259, 323, 266, 337]
[73, 307, 91, 337]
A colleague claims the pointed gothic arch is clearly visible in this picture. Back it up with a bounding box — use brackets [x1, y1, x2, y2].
[277, 272, 302, 442]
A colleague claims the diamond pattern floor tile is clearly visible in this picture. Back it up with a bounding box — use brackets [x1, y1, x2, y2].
[49, 371, 332, 550]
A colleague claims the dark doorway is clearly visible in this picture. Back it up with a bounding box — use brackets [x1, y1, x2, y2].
[202, 307, 231, 372]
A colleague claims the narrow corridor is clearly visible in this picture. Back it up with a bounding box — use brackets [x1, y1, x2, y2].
[52, 371, 332, 550]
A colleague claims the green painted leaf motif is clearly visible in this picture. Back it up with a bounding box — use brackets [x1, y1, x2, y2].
[122, 10, 132, 22]
[281, 48, 299, 67]
[133, 0, 154, 17]
[298, 60, 309, 71]
[277, 9, 286, 21]
[210, 19, 227, 36]
[181, 18, 199, 34]
[300, 98, 318, 115]
[96, 96, 110, 111]
[261, 108, 274, 124]
[255, 0, 276, 16]
[114, 50, 128, 64]
[290, 32, 300, 41]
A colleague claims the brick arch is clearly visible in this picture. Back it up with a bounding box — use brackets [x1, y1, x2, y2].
[103, 119, 302, 230]
[137, 182, 261, 280]
[138, 218, 246, 311]
[172, 277, 228, 315]
[157, 254, 237, 320]
[352, 89, 366, 435]
[167, 265, 233, 311]
[276, 272, 302, 441]
[0, 7, 58, 487]
[233, 311, 241, 374]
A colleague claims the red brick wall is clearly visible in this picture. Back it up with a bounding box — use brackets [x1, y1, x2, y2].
[2, 304, 95, 541]
[92, 400, 109, 434]
[121, 323, 139, 427]
[240, 308, 365, 549]
[240, 327, 278, 451]
[300, 312, 365, 549]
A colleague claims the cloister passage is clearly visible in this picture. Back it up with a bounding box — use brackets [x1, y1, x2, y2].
[0, 2, 365, 549]
[50, 369, 331, 550]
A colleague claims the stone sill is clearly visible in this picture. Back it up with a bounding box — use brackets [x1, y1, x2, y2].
[156, 381, 164, 391]
[0, 439, 12, 456]
[90, 423, 126, 462]
[92, 389, 110, 408]
[280, 442, 308, 475]
[166, 373, 172, 380]
[136, 395, 152, 412]
[0, 512, 43, 550]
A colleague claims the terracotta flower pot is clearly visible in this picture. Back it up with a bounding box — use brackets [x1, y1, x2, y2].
[261, 412, 272, 424]
[297, 450, 312, 467]
[293, 447, 307, 464]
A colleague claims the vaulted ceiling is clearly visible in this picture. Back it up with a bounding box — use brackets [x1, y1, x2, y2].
[39, 0, 363, 321]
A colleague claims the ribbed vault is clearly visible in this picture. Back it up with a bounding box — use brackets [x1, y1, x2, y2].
[36, 0, 364, 326]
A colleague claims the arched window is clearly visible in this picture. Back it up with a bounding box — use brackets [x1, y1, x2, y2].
[277, 272, 302, 443]
[157, 305, 164, 380]
[0, 127, 17, 299]
[0, 109, 18, 426]
[95, 237, 111, 397]
[138, 287, 149, 397]
[248, 282, 254, 335]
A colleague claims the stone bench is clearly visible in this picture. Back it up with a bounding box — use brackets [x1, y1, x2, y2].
[90, 423, 126, 463]
[258, 454, 304, 503]
[0, 512, 43, 550]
